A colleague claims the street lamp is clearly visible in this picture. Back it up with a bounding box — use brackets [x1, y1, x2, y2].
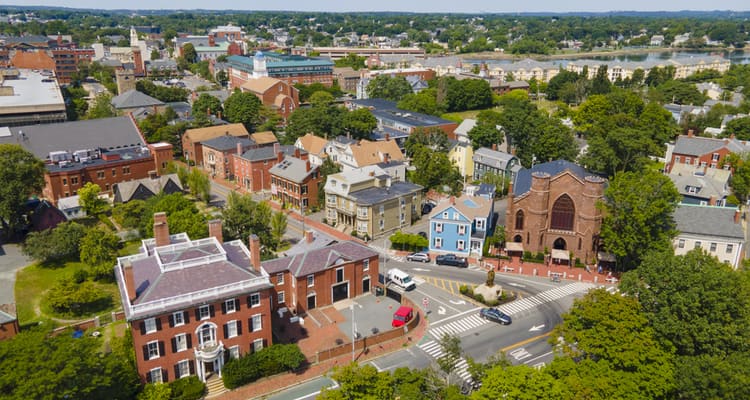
[350, 304, 357, 362]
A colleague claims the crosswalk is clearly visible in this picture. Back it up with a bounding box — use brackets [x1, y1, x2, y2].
[418, 340, 474, 385]
[427, 282, 596, 340]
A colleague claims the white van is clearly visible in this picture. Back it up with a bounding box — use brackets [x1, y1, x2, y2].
[387, 268, 416, 291]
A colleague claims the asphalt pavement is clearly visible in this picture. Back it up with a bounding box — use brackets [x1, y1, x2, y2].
[0, 243, 32, 305]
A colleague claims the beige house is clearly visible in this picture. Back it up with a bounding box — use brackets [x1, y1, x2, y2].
[294, 133, 329, 166]
[324, 166, 423, 239]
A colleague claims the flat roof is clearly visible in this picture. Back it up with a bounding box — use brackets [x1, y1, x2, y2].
[0, 69, 65, 115]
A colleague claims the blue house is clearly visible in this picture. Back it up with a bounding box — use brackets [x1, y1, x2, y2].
[428, 194, 494, 257]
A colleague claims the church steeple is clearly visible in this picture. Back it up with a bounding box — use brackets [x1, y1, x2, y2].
[252, 51, 268, 78]
[130, 26, 138, 47]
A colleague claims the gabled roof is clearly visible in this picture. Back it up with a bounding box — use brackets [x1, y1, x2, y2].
[114, 174, 183, 203]
[473, 147, 517, 170]
[239, 144, 300, 162]
[668, 163, 731, 200]
[296, 133, 328, 156]
[183, 123, 249, 143]
[430, 194, 493, 221]
[672, 135, 750, 157]
[201, 135, 254, 152]
[350, 139, 404, 167]
[674, 204, 744, 240]
[111, 89, 164, 109]
[261, 241, 378, 277]
[513, 160, 598, 196]
[250, 131, 278, 145]
[454, 119, 477, 138]
[241, 76, 283, 94]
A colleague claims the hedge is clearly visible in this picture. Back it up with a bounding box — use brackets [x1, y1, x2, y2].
[222, 344, 305, 389]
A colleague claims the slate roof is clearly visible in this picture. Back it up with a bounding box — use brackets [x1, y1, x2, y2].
[674, 204, 745, 240]
[183, 123, 248, 143]
[283, 231, 338, 257]
[453, 119, 477, 138]
[261, 241, 378, 277]
[0, 116, 145, 160]
[269, 156, 315, 183]
[473, 147, 517, 170]
[672, 135, 750, 156]
[513, 160, 598, 196]
[348, 181, 423, 206]
[240, 145, 300, 162]
[114, 174, 183, 203]
[349, 98, 455, 127]
[0, 309, 16, 324]
[111, 89, 164, 109]
[668, 163, 730, 201]
[201, 135, 254, 151]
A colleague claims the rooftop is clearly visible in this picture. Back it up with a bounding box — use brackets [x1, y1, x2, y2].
[348, 180, 423, 206]
[0, 69, 65, 115]
[269, 156, 315, 183]
[201, 135, 254, 152]
[111, 89, 164, 110]
[239, 144, 300, 162]
[513, 160, 601, 196]
[674, 204, 745, 240]
[262, 241, 377, 277]
[349, 98, 455, 127]
[672, 134, 750, 157]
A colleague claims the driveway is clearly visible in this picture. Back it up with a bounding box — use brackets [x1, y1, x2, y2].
[0, 243, 32, 305]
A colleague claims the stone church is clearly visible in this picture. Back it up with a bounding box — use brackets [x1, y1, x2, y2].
[505, 160, 606, 264]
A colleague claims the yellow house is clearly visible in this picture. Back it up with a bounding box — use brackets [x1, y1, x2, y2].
[449, 141, 474, 178]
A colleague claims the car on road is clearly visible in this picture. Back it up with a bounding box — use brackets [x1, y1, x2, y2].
[421, 203, 434, 215]
[480, 308, 512, 325]
[435, 254, 468, 268]
[406, 252, 430, 263]
[417, 231, 428, 239]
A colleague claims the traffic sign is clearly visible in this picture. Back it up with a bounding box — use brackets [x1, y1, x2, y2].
[422, 297, 430, 308]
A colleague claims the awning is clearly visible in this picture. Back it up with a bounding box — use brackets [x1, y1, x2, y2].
[551, 249, 569, 261]
[597, 252, 616, 263]
[505, 242, 524, 252]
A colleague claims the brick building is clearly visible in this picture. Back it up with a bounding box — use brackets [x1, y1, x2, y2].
[505, 160, 606, 264]
[0, 35, 94, 84]
[227, 52, 334, 89]
[261, 241, 379, 315]
[240, 76, 299, 121]
[115, 214, 274, 383]
[269, 154, 321, 210]
[0, 116, 172, 204]
[182, 124, 249, 167]
[666, 132, 750, 173]
[0, 307, 19, 341]
[200, 136, 256, 180]
[233, 144, 307, 192]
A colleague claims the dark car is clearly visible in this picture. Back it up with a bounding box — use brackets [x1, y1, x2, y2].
[421, 203, 434, 215]
[417, 231, 428, 239]
[480, 308, 512, 325]
[435, 254, 468, 268]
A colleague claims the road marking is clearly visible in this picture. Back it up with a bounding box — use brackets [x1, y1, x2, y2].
[529, 324, 545, 332]
[370, 361, 382, 372]
[437, 306, 446, 315]
[429, 306, 482, 325]
[523, 351, 553, 365]
[449, 299, 467, 305]
[291, 381, 339, 400]
[414, 288, 461, 313]
[509, 348, 532, 361]
[418, 340, 475, 386]
[413, 268, 431, 272]
[507, 282, 526, 288]
[501, 332, 552, 352]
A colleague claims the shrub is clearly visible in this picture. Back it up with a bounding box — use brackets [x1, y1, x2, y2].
[168, 376, 205, 400]
[523, 251, 532, 260]
[485, 299, 500, 307]
[534, 252, 545, 261]
[222, 344, 305, 389]
[45, 278, 112, 316]
[473, 293, 485, 303]
[459, 285, 471, 295]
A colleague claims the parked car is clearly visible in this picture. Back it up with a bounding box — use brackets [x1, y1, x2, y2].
[417, 231, 428, 239]
[480, 308, 512, 325]
[435, 254, 468, 268]
[406, 252, 430, 263]
[421, 203, 434, 215]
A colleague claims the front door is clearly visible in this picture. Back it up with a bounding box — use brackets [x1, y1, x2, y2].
[362, 277, 370, 293]
[307, 294, 316, 310]
[332, 282, 349, 303]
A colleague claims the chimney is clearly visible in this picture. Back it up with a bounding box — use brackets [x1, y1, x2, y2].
[123, 260, 137, 302]
[248, 234, 261, 272]
[237, 142, 243, 156]
[709, 196, 717, 206]
[305, 230, 314, 243]
[730, 133, 736, 140]
[294, 148, 301, 159]
[217, 111, 222, 120]
[492, 143, 497, 151]
[153, 212, 170, 247]
[306, 160, 311, 172]
[450, 196, 455, 205]
[274, 142, 280, 155]
[385, 133, 390, 141]
[734, 209, 741, 224]
[277, 151, 284, 163]
[687, 129, 694, 137]
[208, 34, 215, 47]
[208, 219, 223, 243]
[383, 153, 390, 164]
[148, 170, 158, 179]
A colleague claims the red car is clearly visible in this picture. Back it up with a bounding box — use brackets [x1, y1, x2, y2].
[392, 306, 414, 328]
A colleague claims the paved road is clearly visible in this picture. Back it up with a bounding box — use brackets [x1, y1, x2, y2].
[0, 243, 32, 305]
[265, 376, 338, 400]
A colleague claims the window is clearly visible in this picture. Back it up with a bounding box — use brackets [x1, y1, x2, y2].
[442, 211, 449, 219]
[307, 275, 315, 287]
[694, 241, 702, 249]
[251, 314, 262, 332]
[712, 153, 720, 161]
[400, 198, 405, 209]
[435, 222, 443, 233]
[457, 240, 465, 251]
[379, 205, 385, 216]
[550, 195, 575, 231]
[62, 178, 67, 186]
[226, 320, 238, 338]
[253, 338, 264, 352]
[301, 185, 308, 195]
[199, 305, 210, 320]
[144, 318, 157, 334]
[174, 334, 187, 352]
[678, 239, 685, 248]
[248, 293, 260, 307]
[147, 341, 160, 360]
[96, 171, 104, 179]
[400, 212, 405, 223]
[675, 156, 681, 163]
[727, 244, 734, 253]
[453, 213, 459, 220]
[199, 324, 216, 346]
[172, 311, 184, 327]
[112, 168, 116, 177]
[685, 157, 691, 165]
[123, 166, 130, 174]
[149, 368, 163, 384]
[229, 345, 240, 359]
[458, 225, 466, 235]
[276, 273, 284, 285]
[476, 219, 485, 230]
[336, 268, 344, 283]
[278, 291, 285, 304]
[71, 176, 79, 185]
[710, 243, 717, 252]
[435, 237, 442, 248]
[515, 211, 524, 230]
[177, 360, 190, 379]
[224, 299, 237, 314]
[363, 259, 370, 271]
[379, 219, 384, 230]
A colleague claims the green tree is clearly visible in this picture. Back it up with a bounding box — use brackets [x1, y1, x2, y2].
[0, 144, 45, 238]
[23, 222, 86, 263]
[221, 192, 274, 253]
[182, 43, 197, 64]
[78, 182, 108, 215]
[397, 89, 444, 116]
[580, 127, 660, 176]
[468, 110, 503, 150]
[144, 193, 207, 239]
[443, 77, 493, 112]
[724, 116, 750, 140]
[471, 364, 565, 400]
[318, 157, 341, 207]
[590, 65, 612, 95]
[334, 53, 367, 70]
[187, 168, 211, 203]
[409, 145, 462, 194]
[724, 153, 750, 203]
[223, 90, 262, 130]
[150, 49, 160, 60]
[599, 170, 680, 271]
[308, 90, 335, 108]
[366, 75, 413, 102]
[112, 200, 147, 230]
[46, 277, 113, 315]
[192, 93, 222, 117]
[342, 108, 377, 140]
[138, 383, 171, 400]
[404, 126, 451, 157]
[436, 333, 463, 385]
[270, 211, 287, 251]
[652, 80, 707, 105]
[79, 226, 120, 279]
[86, 92, 116, 119]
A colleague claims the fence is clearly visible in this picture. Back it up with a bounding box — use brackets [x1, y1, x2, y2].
[50, 310, 126, 336]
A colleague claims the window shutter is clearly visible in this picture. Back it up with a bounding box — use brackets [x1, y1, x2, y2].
[189, 360, 195, 375]
[174, 364, 180, 380]
[247, 295, 252, 308]
[162, 369, 168, 383]
[158, 341, 165, 357]
[155, 318, 162, 331]
[237, 320, 242, 336]
[209, 305, 215, 318]
[142, 345, 149, 361]
[223, 323, 228, 339]
[194, 308, 200, 320]
[171, 337, 177, 353]
[249, 318, 253, 332]
[145, 370, 152, 383]
[221, 301, 227, 314]
[186, 334, 192, 349]
[184, 311, 190, 323]
[234, 299, 240, 311]
[139, 321, 146, 335]
[168, 314, 175, 328]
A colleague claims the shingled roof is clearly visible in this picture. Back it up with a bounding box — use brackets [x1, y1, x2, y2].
[512, 160, 597, 196]
[111, 89, 164, 109]
[261, 241, 377, 277]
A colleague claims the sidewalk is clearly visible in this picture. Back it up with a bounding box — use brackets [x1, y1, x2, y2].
[479, 255, 617, 284]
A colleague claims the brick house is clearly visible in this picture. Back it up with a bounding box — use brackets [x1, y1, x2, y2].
[269, 154, 321, 210]
[227, 52, 334, 90]
[505, 160, 606, 264]
[0, 116, 172, 204]
[666, 132, 750, 173]
[233, 144, 307, 192]
[260, 241, 379, 315]
[201, 136, 256, 180]
[182, 124, 249, 167]
[0, 306, 19, 341]
[240, 76, 299, 121]
[115, 214, 274, 384]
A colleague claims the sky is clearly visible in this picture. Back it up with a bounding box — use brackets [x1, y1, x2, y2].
[21, 0, 750, 13]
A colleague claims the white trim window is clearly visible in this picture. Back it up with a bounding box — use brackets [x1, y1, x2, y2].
[177, 360, 190, 378]
[175, 333, 187, 352]
[363, 259, 370, 271]
[307, 275, 315, 287]
[253, 338, 264, 352]
[435, 237, 442, 249]
[678, 239, 685, 249]
[149, 368, 163, 383]
[251, 314, 262, 332]
[172, 311, 184, 327]
[435, 222, 443, 233]
[199, 305, 210, 320]
[727, 244, 734, 253]
[277, 273, 284, 285]
[225, 299, 237, 314]
[147, 341, 160, 360]
[278, 291, 285, 304]
[249, 293, 260, 308]
[457, 240, 465, 251]
[144, 318, 157, 334]
[229, 345, 240, 359]
[458, 225, 466, 235]
[227, 320, 238, 338]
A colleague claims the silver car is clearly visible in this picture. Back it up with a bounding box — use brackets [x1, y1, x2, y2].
[406, 252, 430, 263]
